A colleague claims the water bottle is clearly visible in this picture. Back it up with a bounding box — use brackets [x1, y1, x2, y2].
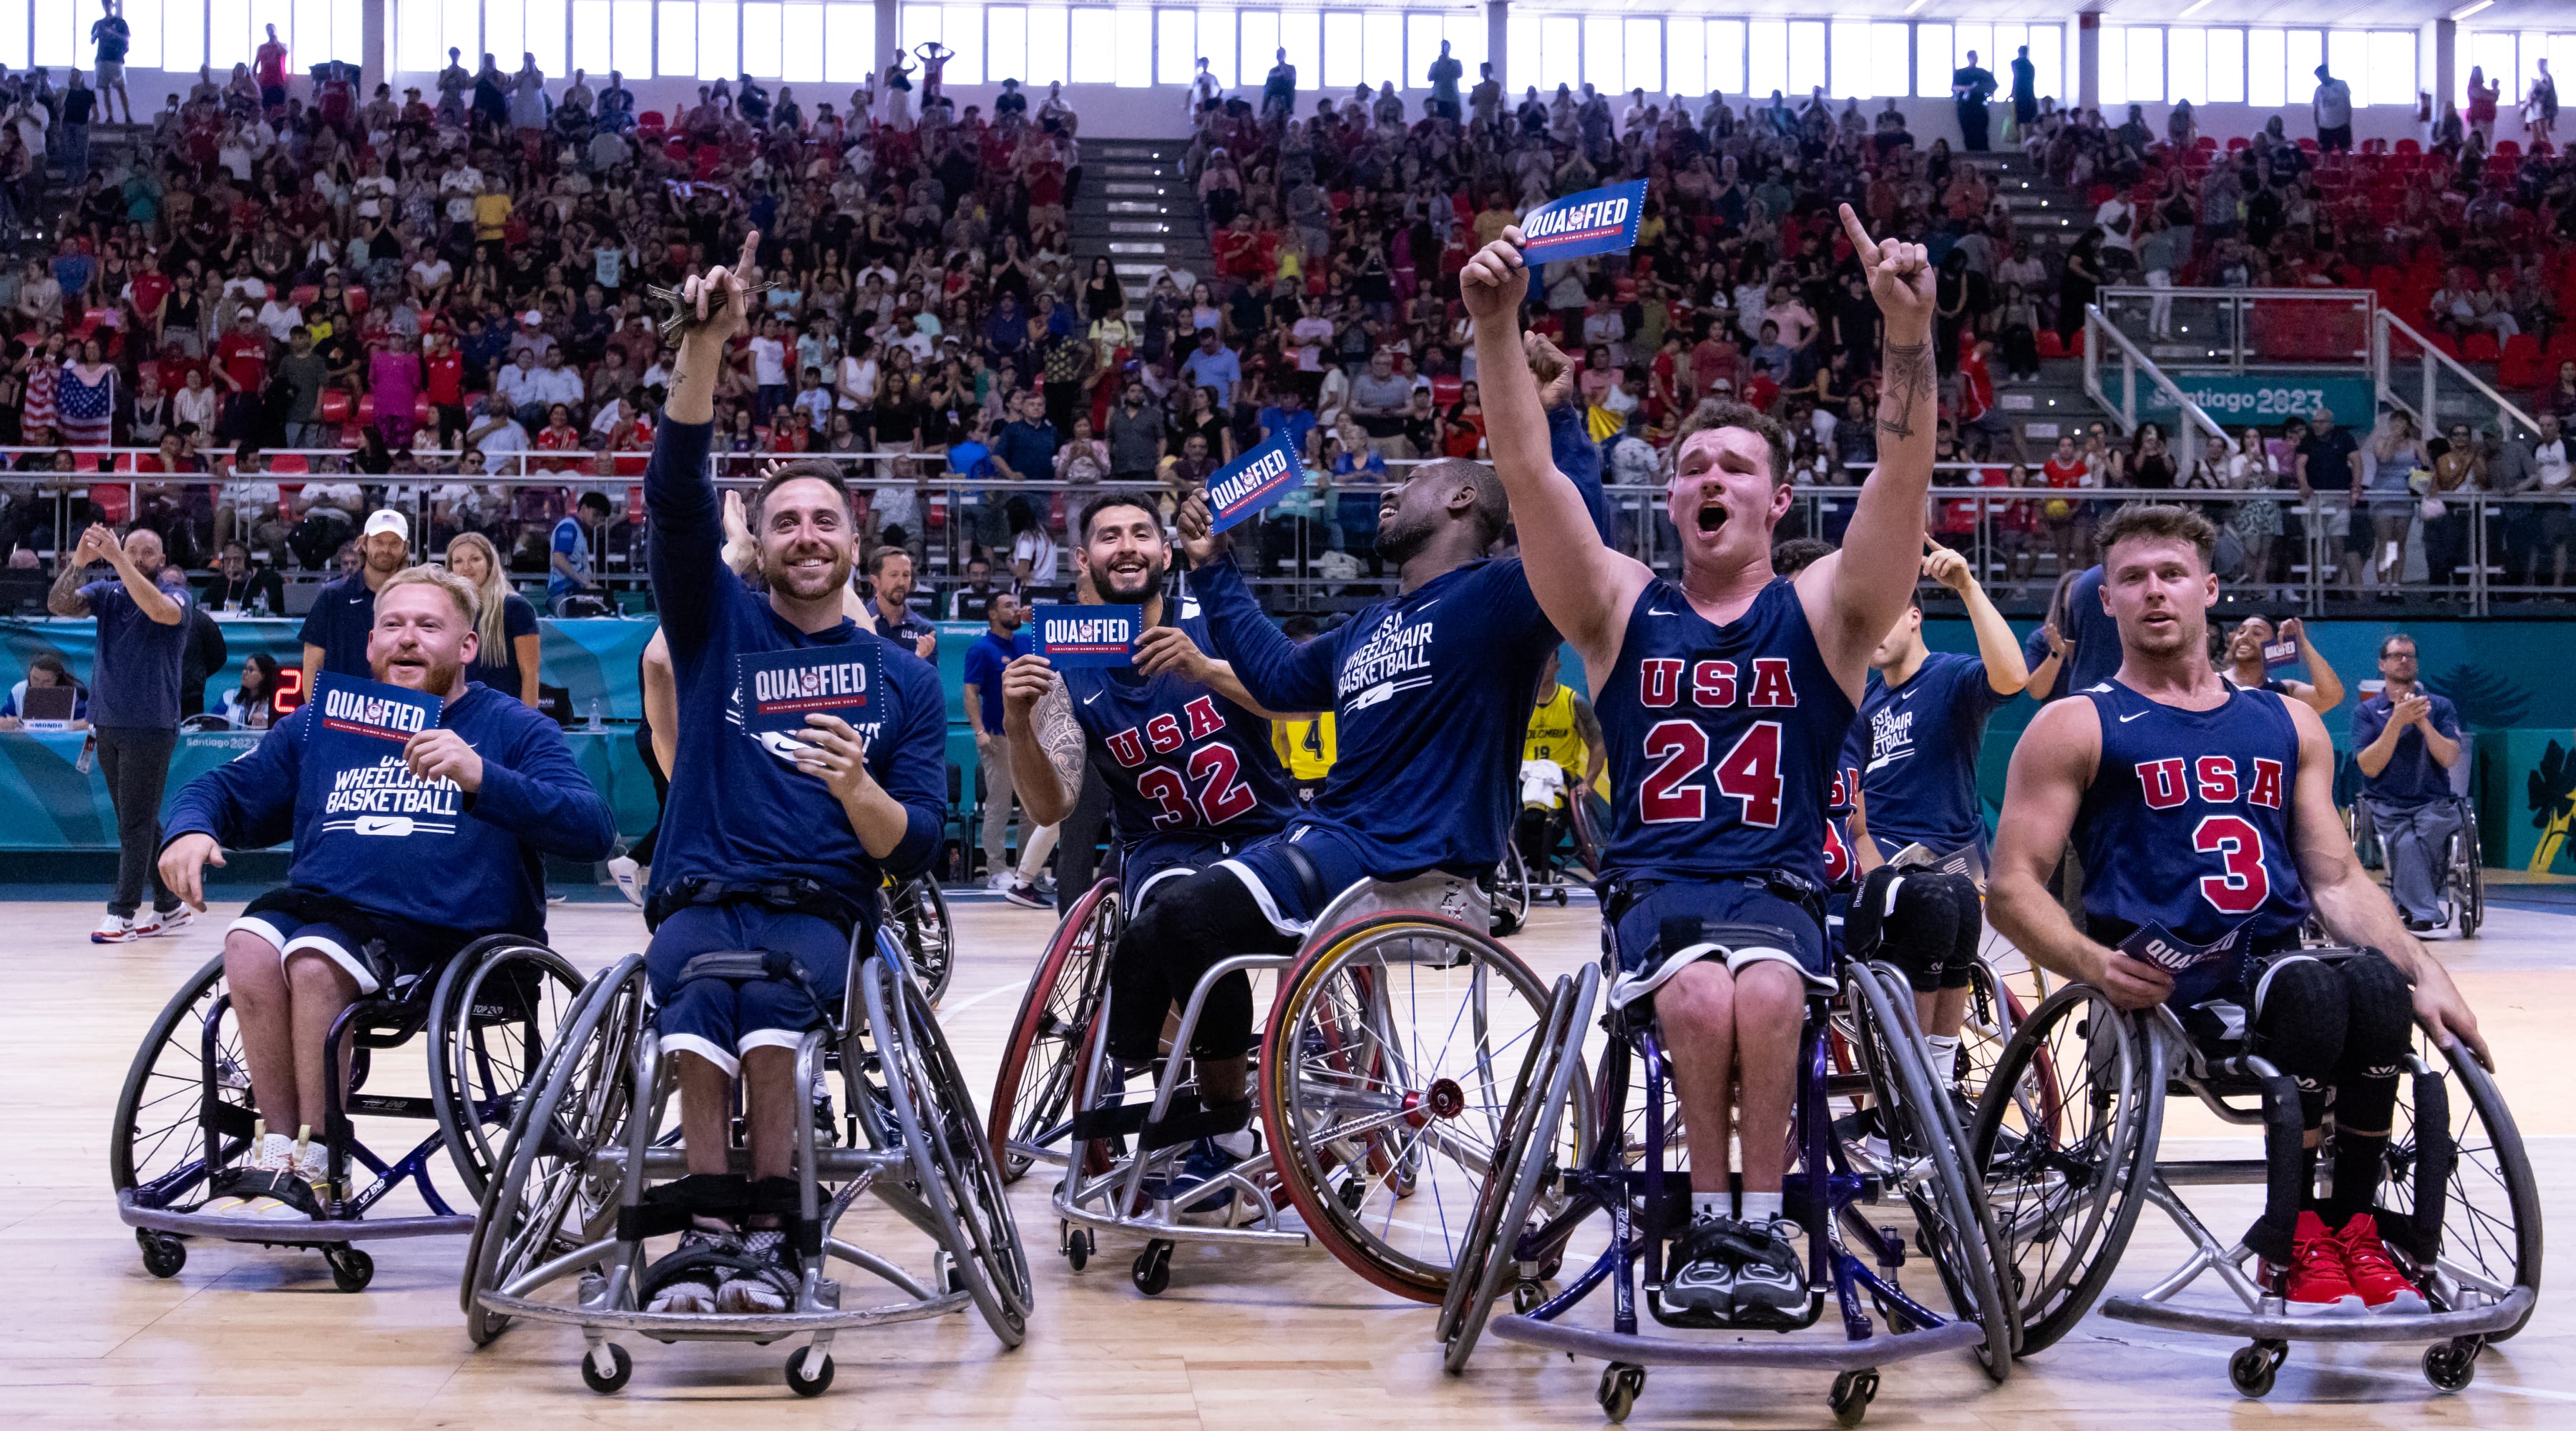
[585, 698, 605, 732]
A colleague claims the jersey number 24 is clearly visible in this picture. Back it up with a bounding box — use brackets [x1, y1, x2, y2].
[1639, 719, 1783, 827]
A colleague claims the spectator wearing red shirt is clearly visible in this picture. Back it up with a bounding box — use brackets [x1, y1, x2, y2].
[213, 311, 269, 441]
[253, 25, 288, 109]
[424, 330, 467, 446]
[533, 404, 586, 472]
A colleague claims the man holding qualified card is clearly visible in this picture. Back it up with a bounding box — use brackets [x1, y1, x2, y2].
[1990, 504, 2483, 1314]
[157, 565, 615, 1207]
[998, 493, 1300, 1211]
[1461, 202, 1939, 1321]
[625, 233, 949, 1316]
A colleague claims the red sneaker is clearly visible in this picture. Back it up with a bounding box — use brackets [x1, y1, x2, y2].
[2336, 1213, 2430, 1314]
[2264, 1210, 2365, 1316]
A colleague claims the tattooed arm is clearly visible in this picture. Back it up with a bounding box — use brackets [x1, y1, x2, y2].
[1000, 654, 1085, 827]
[1797, 204, 1941, 692]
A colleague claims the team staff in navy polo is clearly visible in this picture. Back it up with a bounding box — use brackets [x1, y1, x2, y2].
[301, 509, 414, 687]
[48, 522, 195, 944]
[2350, 633, 2466, 931]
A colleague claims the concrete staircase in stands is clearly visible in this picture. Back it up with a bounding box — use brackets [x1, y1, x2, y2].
[1070, 138, 1209, 323]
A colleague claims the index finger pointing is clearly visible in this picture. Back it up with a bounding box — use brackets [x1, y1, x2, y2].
[1837, 203, 1880, 272]
[737, 229, 761, 280]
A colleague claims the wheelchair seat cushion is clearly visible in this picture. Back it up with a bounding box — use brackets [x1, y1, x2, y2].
[1605, 876, 1831, 1010]
[232, 887, 479, 1000]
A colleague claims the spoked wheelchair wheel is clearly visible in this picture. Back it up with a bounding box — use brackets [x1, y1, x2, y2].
[2447, 806, 2484, 939]
[888, 878, 957, 1005]
[110, 955, 251, 1220]
[2381, 1030, 2542, 1340]
[1968, 985, 2161, 1357]
[1843, 964, 2016, 1375]
[429, 937, 585, 1202]
[987, 881, 1119, 1183]
[1261, 912, 1593, 1304]
[860, 951, 1034, 1346]
[1438, 964, 1598, 1372]
[460, 955, 648, 1346]
[1949, 959, 2029, 1118]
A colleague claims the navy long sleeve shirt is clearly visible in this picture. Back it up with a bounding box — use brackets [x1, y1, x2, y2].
[642, 417, 946, 896]
[162, 683, 615, 942]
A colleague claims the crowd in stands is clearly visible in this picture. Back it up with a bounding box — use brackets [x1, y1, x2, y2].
[1, 31, 2575, 615]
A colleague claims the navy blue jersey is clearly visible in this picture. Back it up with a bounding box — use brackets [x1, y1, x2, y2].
[1060, 583, 1292, 879]
[2073, 680, 2310, 949]
[1594, 577, 1858, 891]
[1843, 650, 2010, 858]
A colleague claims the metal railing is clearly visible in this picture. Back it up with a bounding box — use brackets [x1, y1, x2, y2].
[2093, 286, 2376, 371]
[2373, 311, 2542, 449]
[2082, 306, 2228, 475]
[12, 452, 2572, 617]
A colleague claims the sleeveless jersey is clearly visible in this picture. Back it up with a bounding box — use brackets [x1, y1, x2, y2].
[1594, 577, 1858, 891]
[2073, 680, 2310, 949]
[1272, 711, 1337, 781]
[1059, 594, 1292, 873]
[1524, 683, 1589, 774]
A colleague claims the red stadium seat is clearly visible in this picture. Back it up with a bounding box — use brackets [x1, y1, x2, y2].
[2431, 332, 2463, 361]
[2501, 333, 2545, 389]
[355, 393, 376, 425]
[2036, 331, 2065, 359]
[2461, 332, 2499, 364]
[270, 454, 311, 474]
[92, 482, 132, 523]
[2494, 139, 2520, 157]
[2395, 138, 2421, 155]
[318, 389, 351, 423]
[291, 284, 319, 306]
[345, 285, 369, 314]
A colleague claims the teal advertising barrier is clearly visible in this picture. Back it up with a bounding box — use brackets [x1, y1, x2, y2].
[0, 610, 2557, 856]
[0, 616, 995, 853]
[2140, 373, 2380, 426]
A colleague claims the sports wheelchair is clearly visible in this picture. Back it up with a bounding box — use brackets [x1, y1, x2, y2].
[886, 874, 956, 1002]
[1968, 954, 2539, 1397]
[459, 920, 1030, 1397]
[990, 871, 1589, 1301]
[1440, 918, 2018, 1425]
[112, 934, 583, 1291]
[2347, 797, 2484, 938]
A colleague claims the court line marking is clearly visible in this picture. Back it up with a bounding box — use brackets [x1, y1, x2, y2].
[942, 979, 1029, 1015]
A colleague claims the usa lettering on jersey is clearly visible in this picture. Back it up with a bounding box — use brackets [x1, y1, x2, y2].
[2132, 753, 2285, 915]
[1634, 657, 1802, 829]
[1102, 693, 1259, 830]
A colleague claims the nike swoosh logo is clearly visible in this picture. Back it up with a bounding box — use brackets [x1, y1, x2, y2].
[2119, 711, 2149, 723]
[1646, 605, 1676, 616]
[1082, 691, 1102, 705]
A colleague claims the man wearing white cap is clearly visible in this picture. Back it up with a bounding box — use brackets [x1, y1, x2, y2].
[300, 509, 413, 690]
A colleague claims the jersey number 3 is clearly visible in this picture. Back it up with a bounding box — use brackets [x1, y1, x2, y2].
[2193, 814, 2269, 915]
[1639, 719, 1783, 827]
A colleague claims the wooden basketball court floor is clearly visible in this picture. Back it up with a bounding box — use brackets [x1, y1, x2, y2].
[5, 889, 2571, 1428]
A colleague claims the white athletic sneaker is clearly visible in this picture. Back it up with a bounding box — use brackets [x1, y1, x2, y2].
[93, 914, 140, 943]
[986, 872, 1013, 892]
[206, 1128, 303, 1218]
[293, 1135, 333, 1187]
[152, 907, 196, 937]
[607, 856, 648, 908]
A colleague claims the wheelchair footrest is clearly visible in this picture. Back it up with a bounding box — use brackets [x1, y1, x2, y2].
[2099, 1286, 2534, 1343]
[1488, 1311, 1983, 1369]
[1069, 1093, 1253, 1154]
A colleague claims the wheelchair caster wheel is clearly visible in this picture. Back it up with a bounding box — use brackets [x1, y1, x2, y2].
[2228, 1341, 2285, 1398]
[580, 1343, 632, 1395]
[1829, 1369, 1880, 1427]
[1596, 1362, 1645, 1422]
[1064, 1229, 1092, 1272]
[2424, 1339, 2479, 1392]
[1339, 1176, 1366, 1211]
[1512, 1280, 1546, 1314]
[326, 1246, 374, 1293]
[136, 1230, 185, 1279]
[786, 1346, 836, 1397]
[1133, 1239, 1174, 1296]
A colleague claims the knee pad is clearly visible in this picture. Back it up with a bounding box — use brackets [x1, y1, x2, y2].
[1847, 866, 1969, 992]
[2334, 949, 2416, 1080]
[2252, 955, 2349, 1090]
